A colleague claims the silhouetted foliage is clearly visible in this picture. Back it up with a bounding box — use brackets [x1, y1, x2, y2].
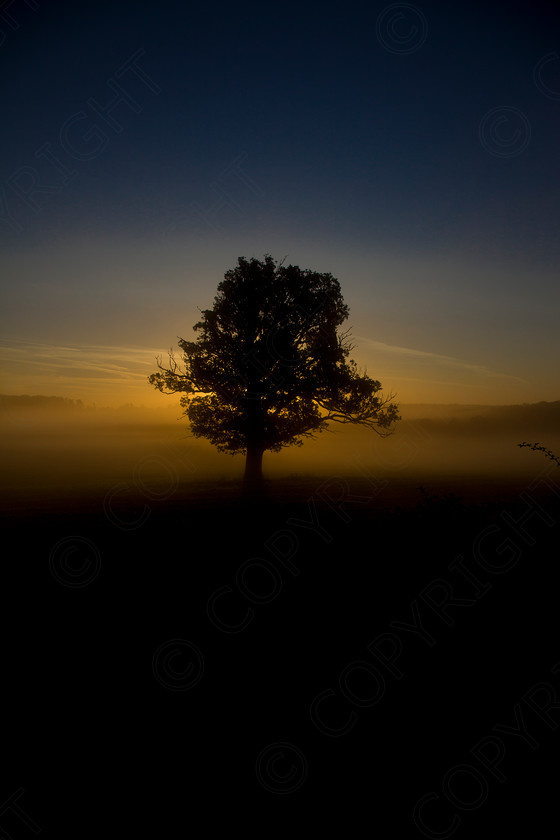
[149, 255, 400, 489]
[518, 441, 560, 467]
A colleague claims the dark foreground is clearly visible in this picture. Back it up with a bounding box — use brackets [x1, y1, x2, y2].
[2, 469, 560, 836]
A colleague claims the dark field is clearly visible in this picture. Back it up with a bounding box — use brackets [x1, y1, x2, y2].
[2, 403, 560, 835]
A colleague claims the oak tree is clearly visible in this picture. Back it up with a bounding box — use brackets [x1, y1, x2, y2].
[149, 255, 400, 493]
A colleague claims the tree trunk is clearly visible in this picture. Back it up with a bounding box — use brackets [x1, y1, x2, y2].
[242, 390, 266, 499]
[243, 442, 264, 499]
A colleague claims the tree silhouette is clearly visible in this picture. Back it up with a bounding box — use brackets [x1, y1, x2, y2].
[149, 255, 400, 495]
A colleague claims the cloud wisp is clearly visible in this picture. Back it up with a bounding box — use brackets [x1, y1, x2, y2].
[0, 338, 167, 403]
[354, 337, 529, 384]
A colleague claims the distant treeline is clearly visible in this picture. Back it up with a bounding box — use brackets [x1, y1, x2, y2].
[412, 401, 560, 436]
[0, 394, 85, 410]
[0, 395, 157, 417]
[1, 395, 558, 434]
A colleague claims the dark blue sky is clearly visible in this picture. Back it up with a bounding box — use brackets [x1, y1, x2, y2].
[1, 0, 559, 404]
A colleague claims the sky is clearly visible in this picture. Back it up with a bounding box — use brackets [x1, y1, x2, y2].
[1, 0, 559, 408]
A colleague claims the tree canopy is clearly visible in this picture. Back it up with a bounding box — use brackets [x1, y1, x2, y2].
[149, 255, 400, 484]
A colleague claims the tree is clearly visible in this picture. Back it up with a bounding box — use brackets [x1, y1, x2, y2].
[149, 255, 400, 495]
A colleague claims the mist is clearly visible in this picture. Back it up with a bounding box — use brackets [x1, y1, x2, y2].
[2, 396, 559, 515]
